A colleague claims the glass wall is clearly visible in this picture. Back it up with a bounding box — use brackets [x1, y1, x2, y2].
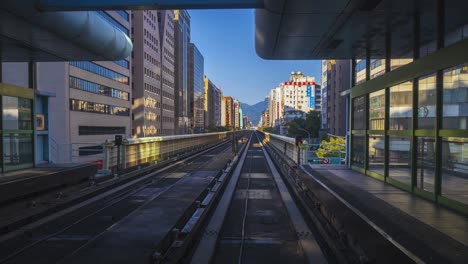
[417, 74, 437, 129]
[443, 64, 468, 129]
[390, 82, 412, 130]
[353, 96, 366, 130]
[369, 90, 385, 130]
[368, 135, 385, 175]
[389, 136, 412, 185]
[441, 137, 468, 205]
[349, 7, 468, 214]
[352, 135, 365, 168]
[416, 137, 436, 193]
[2, 96, 34, 172]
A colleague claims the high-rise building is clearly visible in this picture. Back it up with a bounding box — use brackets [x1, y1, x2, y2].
[0, 10, 132, 170]
[43, 11, 132, 163]
[131, 10, 161, 137]
[243, 115, 249, 129]
[321, 61, 328, 130]
[321, 60, 351, 137]
[204, 76, 222, 128]
[233, 99, 240, 129]
[188, 43, 204, 133]
[238, 102, 244, 129]
[158, 10, 176, 135]
[132, 10, 175, 137]
[267, 71, 319, 128]
[213, 86, 222, 127]
[221, 96, 234, 128]
[173, 10, 190, 134]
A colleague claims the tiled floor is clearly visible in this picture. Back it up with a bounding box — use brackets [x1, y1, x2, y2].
[324, 167, 468, 247]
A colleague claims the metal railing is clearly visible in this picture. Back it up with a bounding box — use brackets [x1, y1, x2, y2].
[102, 131, 237, 171]
[306, 143, 346, 165]
[258, 131, 347, 166]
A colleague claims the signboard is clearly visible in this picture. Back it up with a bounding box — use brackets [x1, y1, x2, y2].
[284, 81, 316, 86]
[307, 85, 315, 109]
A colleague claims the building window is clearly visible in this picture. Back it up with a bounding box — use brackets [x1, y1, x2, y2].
[79, 126, 126, 135]
[97, 11, 129, 35]
[113, 59, 130, 69]
[70, 99, 130, 116]
[70, 61, 129, 85]
[69, 77, 129, 100]
[79, 145, 104, 156]
[3, 96, 32, 130]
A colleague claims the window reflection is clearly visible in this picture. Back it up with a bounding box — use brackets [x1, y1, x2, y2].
[441, 137, 468, 204]
[417, 74, 436, 129]
[416, 137, 436, 193]
[352, 135, 365, 168]
[70, 99, 130, 116]
[3, 133, 33, 171]
[353, 96, 366, 130]
[443, 64, 468, 129]
[2, 96, 32, 130]
[389, 136, 412, 185]
[70, 61, 129, 85]
[368, 135, 385, 176]
[389, 82, 412, 130]
[69, 77, 129, 100]
[369, 90, 385, 130]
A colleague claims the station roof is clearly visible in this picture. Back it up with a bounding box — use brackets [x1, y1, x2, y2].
[2, 0, 468, 61]
[256, 0, 468, 59]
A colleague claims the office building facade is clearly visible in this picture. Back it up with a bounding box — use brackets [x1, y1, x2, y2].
[173, 10, 190, 134]
[204, 76, 222, 128]
[267, 71, 319, 128]
[221, 96, 234, 128]
[188, 43, 204, 133]
[131, 10, 161, 137]
[158, 10, 176, 135]
[322, 60, 351, 137]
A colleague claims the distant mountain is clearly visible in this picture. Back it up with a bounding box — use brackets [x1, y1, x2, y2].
[241, 99, 268, 126]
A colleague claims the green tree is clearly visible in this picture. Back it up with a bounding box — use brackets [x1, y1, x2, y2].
[286, 118, 305, 137]
[304, 110, 321, 138]
[286, 110, 321, 138]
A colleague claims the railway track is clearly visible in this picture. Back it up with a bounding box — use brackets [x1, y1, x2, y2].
[190, 132, 329, 264]
[0, 133, 249, 264]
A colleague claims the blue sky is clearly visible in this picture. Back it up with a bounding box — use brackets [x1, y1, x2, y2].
[189, 9, 321, 105]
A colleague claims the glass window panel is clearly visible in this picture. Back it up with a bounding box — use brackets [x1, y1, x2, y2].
[3, 133, 34, 171]
[416, 137, 436, 193]
[442, 64, 468, 129]
[353, 96, 366, 130]
[370, 59, 385, 80]
[441, 137, 468, 205]
[389, 136, 412, 185]
[369, 90, 385, 130]
[355, 59, 367, 85]
[417, 74, 437, 129]
[389, 82, 412, 130]
[3, 96, 32, 130]
[368, 135, 385, 176]
[352, 135, 365, 168]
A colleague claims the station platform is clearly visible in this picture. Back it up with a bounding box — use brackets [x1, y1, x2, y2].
[0, 163, 97, 204]
[302, 164, 468, 263]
